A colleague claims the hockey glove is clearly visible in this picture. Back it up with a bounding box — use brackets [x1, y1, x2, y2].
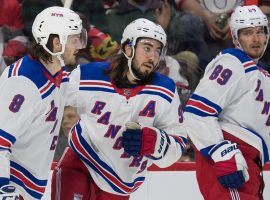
[209, 140, 249, 189]
[122, 122, 170, 158]
[0, 185, 20, 200]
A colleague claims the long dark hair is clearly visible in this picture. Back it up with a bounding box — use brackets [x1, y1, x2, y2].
[105, 53, 130, 88]
[28, 34, 58, 63]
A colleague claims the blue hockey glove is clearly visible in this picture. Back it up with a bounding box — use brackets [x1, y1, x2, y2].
[209, 140, 249, 189]
[122, 122, 157, 156]
[122, 122, 171, 158]
[0, 185, 20, 200]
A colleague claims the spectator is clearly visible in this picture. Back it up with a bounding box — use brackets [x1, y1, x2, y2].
[157, 55, 189, 105]
[106, 0, 207, 58]
[54, 106, 80, 161]
[89, 26, 120, 61]
[259, 0, 270, 71]
[0, 0, 27, 74]
[21, 0, 108, 38]
[172, 50, 202, 94]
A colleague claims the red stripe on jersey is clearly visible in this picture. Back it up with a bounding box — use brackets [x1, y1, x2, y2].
[144, 86, 174, 97]
[0, 137, 12, 148]
[187, 99, 217, 114]
[10, 168, 45, 194]
[71, 128, 143, 194]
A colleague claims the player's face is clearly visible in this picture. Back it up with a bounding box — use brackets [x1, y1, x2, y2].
[131, 38, 162, 80]
[238, 26, 267, 59]
[61, 107, 79, 137]
[62, 33, 86, 65]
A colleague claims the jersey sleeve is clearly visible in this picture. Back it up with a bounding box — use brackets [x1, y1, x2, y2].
[65, 66, 88, 111]
[0, 76, 41, 186]
[151, 87, 187, 168]
[184, 55, 248, 157]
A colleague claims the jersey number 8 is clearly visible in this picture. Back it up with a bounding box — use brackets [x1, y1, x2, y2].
[9, 94, 25, 113]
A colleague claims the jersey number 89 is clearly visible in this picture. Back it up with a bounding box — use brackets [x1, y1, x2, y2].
[9, 94, 25, 113]
[209, 65, 232, 85]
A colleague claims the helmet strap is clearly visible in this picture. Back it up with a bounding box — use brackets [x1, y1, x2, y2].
[123, 46, 140, 81]
[57, 55, 65, 66]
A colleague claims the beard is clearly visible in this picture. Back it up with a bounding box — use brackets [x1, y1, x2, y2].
[131, 63, 153, 82]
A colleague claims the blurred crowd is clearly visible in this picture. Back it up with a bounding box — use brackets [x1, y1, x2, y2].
[1, 0, 270, 162]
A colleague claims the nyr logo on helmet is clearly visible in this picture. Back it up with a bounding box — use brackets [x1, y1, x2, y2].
[248, 8, 256, 12]
[51, 13, 63, 17]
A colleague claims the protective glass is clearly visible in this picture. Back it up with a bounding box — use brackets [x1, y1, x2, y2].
[67, 28, 88, 49]
[137, 39, 162, 59]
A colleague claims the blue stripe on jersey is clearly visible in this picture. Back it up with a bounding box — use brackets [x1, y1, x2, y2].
[0, 177, 9, 187]
[185, 94, 222, 117]
[79, 87, 116, 93]
[138, 91, 172, 103]
[8, 63, 14, 78]
[62, 78, 69, 83]
[70, 123, 145, 194]
[245, 67, 258, 73]
[243, 127, 269, 163]
[0, 129, 16, 144]
[41, 85, 56, 99]
[221, 48, 250, 64]
[10, 177, 43, 199]
[0, 129, 16, 152]
[221, 48, 259, 74]
[150, 72, 176, 94]
[80, 62, 111, 81]
[8, 55, 68, 99]
[10, 161, 47, 199]
[79, 62, 175, 95]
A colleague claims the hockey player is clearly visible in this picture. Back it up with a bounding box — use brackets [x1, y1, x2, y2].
[0, 6, 86, 200]
[185, 5, 270, 200]
[51, 18, 187, 200]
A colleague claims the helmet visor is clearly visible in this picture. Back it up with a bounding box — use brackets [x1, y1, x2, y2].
[68, 28, 88, 49]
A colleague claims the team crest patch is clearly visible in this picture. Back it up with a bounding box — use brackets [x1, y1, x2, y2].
[124, 89, 131, 96]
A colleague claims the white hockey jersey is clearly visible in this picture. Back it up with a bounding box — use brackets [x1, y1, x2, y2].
[67, 62, 187, 195]
[0, 55, 68, 199]
[185, 48, 270, 164]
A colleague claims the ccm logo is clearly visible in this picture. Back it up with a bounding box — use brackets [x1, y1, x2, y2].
[221, 144, 238, 157]
[51, 13, 63, 17]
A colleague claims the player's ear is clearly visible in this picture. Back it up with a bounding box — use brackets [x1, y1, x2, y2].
[52, 37, 62, 53]
[124, 43, 132, 57]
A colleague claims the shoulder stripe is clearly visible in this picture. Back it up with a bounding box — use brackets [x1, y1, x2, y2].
[62, 71, 70, 83]
[185, 94, 222, 117]
[0, 129, 16, 152]
[8, 58, 23, 78]
[139, 85, 174, 103]
[79, 80, 115, 93]
[70, 123, 144, 195]
[243, 60, 258, 73]
[39, 80, 56, 99]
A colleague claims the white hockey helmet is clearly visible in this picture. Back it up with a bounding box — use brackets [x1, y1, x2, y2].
[121, 18, 167, 80]
[32, 6, 87, 56]
[230, 5, 269, 40]
[121, 18, 167, 51]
